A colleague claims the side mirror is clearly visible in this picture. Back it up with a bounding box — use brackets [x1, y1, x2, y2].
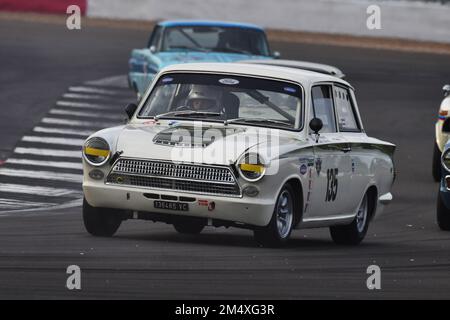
[125, 103, 138, 120]
[443, 84, 450, 97]
[272, 51, 281, 59]
[309, 118, 323, 134]
[149, 45, 156, 53]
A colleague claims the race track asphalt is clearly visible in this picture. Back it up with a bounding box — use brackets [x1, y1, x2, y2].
[0, 17, 450, 299]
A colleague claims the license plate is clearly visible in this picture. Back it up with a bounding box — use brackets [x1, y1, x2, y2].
[154, 200, 189, 211]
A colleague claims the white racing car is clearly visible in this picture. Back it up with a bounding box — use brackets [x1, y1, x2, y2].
[82, 63, 395, 246]
[433, 84, 450, 181]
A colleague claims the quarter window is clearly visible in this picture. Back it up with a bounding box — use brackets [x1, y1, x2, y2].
[334, 86, 359, 132]
[311, 85, 336, 133]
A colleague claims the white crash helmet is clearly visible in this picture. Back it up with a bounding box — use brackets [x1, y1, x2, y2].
[186, 85, 221, 111]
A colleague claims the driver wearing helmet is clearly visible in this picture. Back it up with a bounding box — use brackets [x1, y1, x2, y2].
[185, 85, 222, 112]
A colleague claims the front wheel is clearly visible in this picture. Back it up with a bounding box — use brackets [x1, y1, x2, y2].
[253, 184, 295, 247]
[432, 142, 441, 182]
[83, 198, 123, 237]
[330, 193, 370, 245]
[437, 192, 450, 231]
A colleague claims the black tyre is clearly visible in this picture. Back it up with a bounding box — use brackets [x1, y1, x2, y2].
[330, 193, 370, 245]
[437, 192, 450, 231]
[173, 218, 205, 234]
[83, 198, 123, 237]
[254, 184, 295, 247]
[432, 142, 442, 182]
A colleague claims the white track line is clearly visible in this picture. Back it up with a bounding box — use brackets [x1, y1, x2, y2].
[50, 108, 124, 120]
[0, 183, 80, 197]
[69, 86, 122, 95]
[33, 126, 93, 137]
[63, 93, 130, 102]
[0, 198, 57, 210]
[6, 158, 82, 170]
[42, 117, 119, 128]
[0, 168, 82, 183]
[22, 136, 85, 146]
[14, 147, 81, 158]
[0, 198, 83, 216]
[56, 101, 111, 110]
[83, 75, 128, 88]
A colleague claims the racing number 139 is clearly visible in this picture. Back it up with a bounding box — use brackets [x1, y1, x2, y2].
[325, 168, 338, 202]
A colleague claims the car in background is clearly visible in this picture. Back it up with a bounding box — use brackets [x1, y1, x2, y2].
[238, 59, 345, 78]
[436, 138, 450, 230]
[128, 20, 277, 99]
[432, 84, 450, 181]
[82, 62, 395, 247]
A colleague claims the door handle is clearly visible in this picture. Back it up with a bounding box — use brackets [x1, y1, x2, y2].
[341, 146, 352, 153]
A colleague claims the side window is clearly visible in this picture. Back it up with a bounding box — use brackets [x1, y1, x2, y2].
[334, 86, 360, 132]
[311, 85, 337, 133]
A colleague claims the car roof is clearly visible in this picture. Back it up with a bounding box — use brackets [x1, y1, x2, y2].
[158, 63, 352, 88]
[238, 59, 345, 79]
[157, 20, 264, 31]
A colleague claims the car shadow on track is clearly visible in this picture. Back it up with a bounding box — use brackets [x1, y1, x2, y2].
[113, 230, 387, 250]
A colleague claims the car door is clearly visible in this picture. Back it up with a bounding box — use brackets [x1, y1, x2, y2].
[334, 85, 368, 214]
[306, 84, 352, 219]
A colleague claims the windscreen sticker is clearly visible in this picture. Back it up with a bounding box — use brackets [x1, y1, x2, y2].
[219, 78, 239, 85]
[162, 77, 174, 83]
[284, 87, 296, 93]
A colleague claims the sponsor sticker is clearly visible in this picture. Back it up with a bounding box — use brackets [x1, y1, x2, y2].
[162, 77, 174, 83]
[284, 87, 296, 93]
[219, 78, 239, 85]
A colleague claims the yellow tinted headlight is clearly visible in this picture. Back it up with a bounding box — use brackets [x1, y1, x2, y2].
[237, 153, 266, 182]
[83, 137, 110, 166]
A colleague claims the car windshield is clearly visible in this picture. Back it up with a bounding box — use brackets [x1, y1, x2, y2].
[161, 26, 270, 56]
[138, 73, 303, 130]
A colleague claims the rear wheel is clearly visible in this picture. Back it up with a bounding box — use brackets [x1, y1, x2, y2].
[437, 192, 450, 231]
[432, 142, 442, 182]
[253, 184, 295, 247]
[330, 193, 370, 245]
[82, 198, 123, 237]
[173, 218, 205, 234]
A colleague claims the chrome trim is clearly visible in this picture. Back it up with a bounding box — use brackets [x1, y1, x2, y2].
[82, 137, 110, 167]
[445, 175, 450, 192]
[378, 192, 393, 205]
[106, 157, 242, 197]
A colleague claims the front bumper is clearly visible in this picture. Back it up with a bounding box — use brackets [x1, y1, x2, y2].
[83, 181, 275, 227]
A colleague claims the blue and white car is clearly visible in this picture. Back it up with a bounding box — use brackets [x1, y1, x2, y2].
[128, 20, 276, 98]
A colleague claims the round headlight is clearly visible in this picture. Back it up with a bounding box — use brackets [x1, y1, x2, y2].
[83, 137, 110, 166]
[237, 153, 266, 182]
[442, 149, 450, 172]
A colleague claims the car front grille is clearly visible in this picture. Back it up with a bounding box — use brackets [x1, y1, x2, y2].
[106, 158, 241, 197]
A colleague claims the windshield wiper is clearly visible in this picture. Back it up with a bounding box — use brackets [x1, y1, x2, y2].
[155, 110, 223, 120]
[224, 118, 292, 127]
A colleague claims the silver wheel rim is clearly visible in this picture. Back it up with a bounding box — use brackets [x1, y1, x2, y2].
[276, 190, 294, 238]
[356, 195, 368, 233]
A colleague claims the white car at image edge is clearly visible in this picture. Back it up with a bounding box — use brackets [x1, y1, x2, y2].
[81, 62, 395, 247]
[432, 84, 450, 181]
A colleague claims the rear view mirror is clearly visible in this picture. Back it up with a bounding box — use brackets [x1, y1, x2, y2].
[309, 118, 323, 134]
[125, 103, 138, 120]
[443, 84, 450, 97]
